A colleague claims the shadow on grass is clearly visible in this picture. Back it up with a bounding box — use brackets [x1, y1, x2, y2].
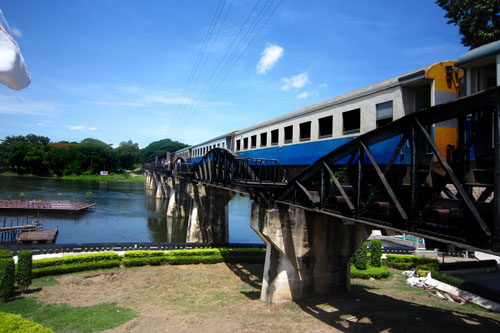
[224, 262, 263, 300]
[222, 260, 500, 331]
[295, 284, 500, 332]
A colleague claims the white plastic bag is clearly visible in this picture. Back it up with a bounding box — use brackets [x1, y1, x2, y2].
[0, 9, 30, 90]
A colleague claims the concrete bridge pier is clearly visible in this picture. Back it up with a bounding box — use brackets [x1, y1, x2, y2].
[186, 183, 235, 243]
[155, 174, 167, 199]
[165, 177, 188, 217]
[251, 203, 370, 303]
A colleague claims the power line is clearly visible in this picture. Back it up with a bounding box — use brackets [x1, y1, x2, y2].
[179, 0, 283, 133]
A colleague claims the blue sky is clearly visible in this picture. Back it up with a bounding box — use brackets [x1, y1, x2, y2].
[0, 0, 468, 148]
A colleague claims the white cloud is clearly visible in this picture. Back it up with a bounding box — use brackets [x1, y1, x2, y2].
[11, 27, 22, 38]
[257, 43, 284, 74]
[88, 127, 97, 131]
[281, 72, 310, 91]
[69, 125, 85, 130]
[297, 91, 312, 99]
[141, 95, 195, 105]
[36, 122, 45, 126]
[0, 95, 58, 116]
[90, 101, 143, 107]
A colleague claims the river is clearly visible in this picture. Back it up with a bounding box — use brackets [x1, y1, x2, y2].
[0, 176, 262, 245]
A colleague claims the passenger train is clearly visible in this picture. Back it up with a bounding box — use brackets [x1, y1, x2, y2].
[172, 40, 500, 176]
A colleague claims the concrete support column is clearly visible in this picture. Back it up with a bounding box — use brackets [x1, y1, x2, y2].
[251, 202, 370, 303]
[155, 174, 167, 199]
[186, 183, 234, 243]
[166, 178, 177, 217]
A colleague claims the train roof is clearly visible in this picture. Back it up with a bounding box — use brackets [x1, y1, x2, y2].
[456, 40, 500, 68]
[175, 146, 190, 153]
[190, 132, 234, 148]
[234, 62, 453, 136]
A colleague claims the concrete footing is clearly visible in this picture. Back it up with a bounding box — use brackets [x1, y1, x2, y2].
[251, 203, 370, 303]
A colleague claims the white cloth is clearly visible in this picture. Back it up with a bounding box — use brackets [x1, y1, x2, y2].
[0, 10, 30, 90]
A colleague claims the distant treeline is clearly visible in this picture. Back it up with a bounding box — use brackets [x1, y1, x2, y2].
[0, 134, 188, 176]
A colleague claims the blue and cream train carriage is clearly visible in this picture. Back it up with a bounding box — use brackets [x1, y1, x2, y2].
[174, 60, 462, 177]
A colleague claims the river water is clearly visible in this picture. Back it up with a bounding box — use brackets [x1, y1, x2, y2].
[0, 176, 262, 245]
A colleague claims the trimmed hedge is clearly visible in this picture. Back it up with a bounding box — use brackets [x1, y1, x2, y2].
[122, 256, 167, 267]
[0, 312, 53, 333]
[383, 255, 438, 270]
[122, 250, 165, 258]
[168, 248, 265, 257]
[353, 242, 368, 270]
[28, 248, 266, 275]
[0, 259, 15, 302]
[428, 265, 500, 304]
[350, 264, 390, 279]
[17, 250, 32, 290]
[32, 252, 120, 269]
[122, 248, 266, 267]
[0, 250, 12, 259]
[370, 240, 382, 267]
[32, 259, 121, 278]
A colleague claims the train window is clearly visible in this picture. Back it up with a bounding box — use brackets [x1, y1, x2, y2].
[251, 135, 257, 148]
[343, 109, 360, 134]
[243, 137, 248, 150]
[260, 132, 267, 147]
[300, 121, 311, 141]
[284, 125, 293, 144]
[236, 139, 241, 151]
[376, 101, 393, 128]
[415, 85, 431, 112]
[271, 129, 279, 145]
[318, 116, 333, 138]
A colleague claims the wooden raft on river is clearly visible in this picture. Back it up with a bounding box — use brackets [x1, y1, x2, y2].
[0, 216, 58, 244]
[0, 200, 95, 213]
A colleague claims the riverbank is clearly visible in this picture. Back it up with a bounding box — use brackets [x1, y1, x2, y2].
[0, 172, 145, 183]
[3, 263, 499, 332]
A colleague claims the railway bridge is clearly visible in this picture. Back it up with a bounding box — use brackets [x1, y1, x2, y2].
[144, 87, 500, 303]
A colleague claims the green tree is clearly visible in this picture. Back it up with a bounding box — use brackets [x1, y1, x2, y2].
[17, 250, 32, 291]
[436, 0, 500, 49]
[0, 135, 50, 175]
[141, 138, 189, 162]
[352, 242, 368, 270]
[115, 140, 141, 170]
[370, 239, 383, 267]
[78, 138, 117, 174]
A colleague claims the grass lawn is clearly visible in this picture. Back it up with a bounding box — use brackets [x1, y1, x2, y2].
[0, 172, 145, 183]
[0, 296, 136, 333]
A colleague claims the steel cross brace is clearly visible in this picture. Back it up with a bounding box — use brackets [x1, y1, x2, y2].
[415, 119, 491, 237]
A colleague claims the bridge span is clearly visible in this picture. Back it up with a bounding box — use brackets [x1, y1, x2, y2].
[145, 87, 500, 303]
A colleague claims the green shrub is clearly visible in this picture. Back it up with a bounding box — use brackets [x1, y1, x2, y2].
[32, 252, 119, 269]
[0, 259, 15, 302]
[123, 250, 165, 258]
[383, 255, 438, 270]
[370, 240, 382, 267]
[122, 256, 167, 267]
[17, 250, 32, 290]
[122, 248, 265, 267]
[353, 242, 368, 270]
[0, 312, 53, 332]
[0, 250, 12, 259]
[32, 259, 121, 278]
[350, 264, 390, 279]
[427, 265, 500, 304]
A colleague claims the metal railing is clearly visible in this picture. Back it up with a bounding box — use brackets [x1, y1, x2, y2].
[232, 158, 285, 185]
[0, 242, 265, 255]
[143, 162, 194, 175]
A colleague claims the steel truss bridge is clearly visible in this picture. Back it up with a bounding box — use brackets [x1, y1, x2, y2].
[146, 87, 500, 254]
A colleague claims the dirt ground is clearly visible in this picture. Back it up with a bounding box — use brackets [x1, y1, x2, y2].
[34, 263, 500, 332]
